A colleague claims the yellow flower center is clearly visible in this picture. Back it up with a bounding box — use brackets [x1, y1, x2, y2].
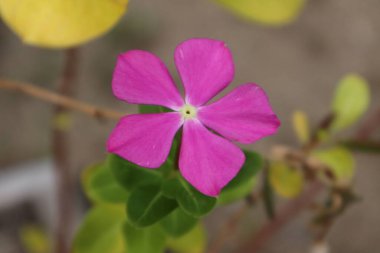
[180, 104, 197, 119]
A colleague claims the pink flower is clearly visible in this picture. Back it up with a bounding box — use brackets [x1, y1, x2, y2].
[107, 38, 280, 197]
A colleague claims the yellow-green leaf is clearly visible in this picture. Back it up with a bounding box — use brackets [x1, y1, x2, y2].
[214, 0, 306, 26]
[313, 147, 355, 184]
[81, 163, 129, 204]
[123, 222, 166, 253]
[72, 205, 125, 253]
[332, 74, 370, 131]
[167, 223, 206, 253]
[0, 0, 128, 48]
[20, 225, 50, 253]
[269, 162, 304, 198]
[292, 110, 310, 144]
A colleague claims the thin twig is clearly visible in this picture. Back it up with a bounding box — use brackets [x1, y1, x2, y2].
[208, 202, 251, 253]
[53, 48, 79, 253]
[237, 182, 323, 253]
[0, 57, 123, 253]
[0, 79, 124, 120]
[340, 139, 380, 153]
[303, 113, 335, 153]
[355, 107, 380, 140]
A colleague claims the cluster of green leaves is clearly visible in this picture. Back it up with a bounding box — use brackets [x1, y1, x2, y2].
[312, 74, 369, 185]
[269, 74, 370, 200]
[72, 105, 264, 253]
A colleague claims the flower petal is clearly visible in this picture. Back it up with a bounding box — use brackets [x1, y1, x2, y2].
[198, 83, 280, 144]
[174, 38, 234, 106]
[112, 50, 184, 110]
[179, 120, 245, 196]
[107, 113, 182, 168]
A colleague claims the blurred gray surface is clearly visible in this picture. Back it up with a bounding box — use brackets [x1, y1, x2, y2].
[0, 0, 379, 252]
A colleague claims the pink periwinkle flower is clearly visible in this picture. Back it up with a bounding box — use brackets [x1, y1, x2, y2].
[107, 38, 280, 197]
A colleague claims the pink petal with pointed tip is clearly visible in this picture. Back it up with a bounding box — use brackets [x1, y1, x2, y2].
[107, 113, 182, 168]
[112, 50, 184, 110]
[198, 83, 280, 144]
[174, 38, 234, 106]
[179, 120, 245, 196]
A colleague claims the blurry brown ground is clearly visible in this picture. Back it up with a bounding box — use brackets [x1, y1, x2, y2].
[0, 0, 379, 252]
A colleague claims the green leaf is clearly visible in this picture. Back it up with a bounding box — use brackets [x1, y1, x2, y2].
[224, 151, 263, 190]
[82, 163, 129, 204]
[157, 131, 182, 176]
[108, 154, 162, 191]
[262, 168, 275, 219]
[139, 105, 170, 114]
[269, 161, 304, 198]
[332, 74, 370, 131]
[160, 208, 197, 238]
[167, 223, 206, 253]
[123, 222, 166, 253]
[162, 177, 217, 217]
[218, 150, 263, 204]
[218, 177, 257, 205]
[127, 184, 178, 227]
[214, 0, 306, 26]
[292, 110, 310, 144]
[313, 146, 355, 184]
[72, 205, 125, 253]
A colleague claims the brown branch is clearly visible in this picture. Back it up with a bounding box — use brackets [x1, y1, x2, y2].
[303, 113, 335, 153]
[209, 144, 331, 253]
[232, 111, 342, 253]
[208, 203, 249, 253]
[237, 182, 323, 253]
[0, 55, 124, 253]
[0, 79, 124, 120]
[53, 48, 79, 253]
[271, 145, 336, 183]
[355, 107, 380, 140]
[340, 140, 380, 153]
[207, 196, 257, 253]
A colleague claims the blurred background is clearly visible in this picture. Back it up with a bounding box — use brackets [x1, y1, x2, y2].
[0, 0, 379, 252]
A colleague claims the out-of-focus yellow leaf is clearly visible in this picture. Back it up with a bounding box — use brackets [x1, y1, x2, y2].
[20, 225, 50, 253]
[53, 112, 72, 131]
[167, 223, 206, 253]
[269, 161, 304, 198]
[214, 0, 306, 26]
[292, 110, 310, 144]
[331, 74, 370, 131]
[313, 146, 355, 185]
[0, 0, 128, 48]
